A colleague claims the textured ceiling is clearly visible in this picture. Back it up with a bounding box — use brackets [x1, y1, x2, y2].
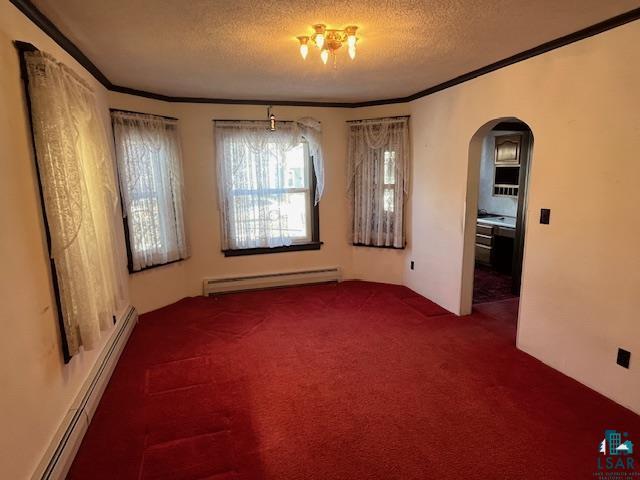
[31, 0, 639, 102]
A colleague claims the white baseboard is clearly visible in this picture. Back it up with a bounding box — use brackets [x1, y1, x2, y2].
[32, 306, 138, 480]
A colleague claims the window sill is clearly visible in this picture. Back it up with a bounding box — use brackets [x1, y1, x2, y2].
[223, 242, 323, 257]
[352, 243, 405, 250]
[128, 257, 187, 274]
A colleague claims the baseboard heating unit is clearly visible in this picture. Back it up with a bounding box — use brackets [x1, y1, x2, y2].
[32, 306, 138, 480]
[203, 267, 341, 296]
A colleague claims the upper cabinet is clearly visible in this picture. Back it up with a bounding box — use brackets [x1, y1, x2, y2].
[495, 134, 522, 166]
[493, 134, 522, 197]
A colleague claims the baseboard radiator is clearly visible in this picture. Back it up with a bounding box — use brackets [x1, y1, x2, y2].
[203, 267, 341, 296]
[32, 306, 138, 480]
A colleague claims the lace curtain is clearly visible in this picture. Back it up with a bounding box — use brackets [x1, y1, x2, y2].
[215, 119, 324, 250]
[112, 111, 188, 271]
[24, 51, 126, 356]
[347, 117, 410, 248]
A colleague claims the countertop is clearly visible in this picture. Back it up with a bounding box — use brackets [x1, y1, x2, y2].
[477, 215, 516, 229]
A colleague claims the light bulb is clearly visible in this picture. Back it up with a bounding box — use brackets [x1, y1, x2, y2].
[345, 26, 358, 48]
[320, 49, 329, 64]
[312, 24, 326, 49]
[297, 36, 309, 60]
[348, 45, 356, 60]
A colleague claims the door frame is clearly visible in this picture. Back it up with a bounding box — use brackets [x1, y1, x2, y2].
[459, 117, 534, 316]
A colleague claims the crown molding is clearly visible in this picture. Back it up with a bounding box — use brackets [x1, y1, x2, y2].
[9, 0, 640, 108]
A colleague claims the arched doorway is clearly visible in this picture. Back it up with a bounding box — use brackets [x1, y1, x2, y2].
[460, 118, 534, 332]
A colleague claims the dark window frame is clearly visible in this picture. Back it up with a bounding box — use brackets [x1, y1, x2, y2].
[110, 108, 188, 273]
[222, 150, 321, 257]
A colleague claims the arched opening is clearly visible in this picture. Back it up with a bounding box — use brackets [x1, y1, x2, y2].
[460, 117, 534, 336]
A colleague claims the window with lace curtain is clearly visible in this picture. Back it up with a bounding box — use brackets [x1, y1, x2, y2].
[215, 120, 325, 255]
[112, 110, 189, 272]
[20, 47, 127, 360]
[347, 117, 410, 248]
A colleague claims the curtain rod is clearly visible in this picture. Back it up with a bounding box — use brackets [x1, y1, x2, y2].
[212, 119, 321, 124]
[346, 115, 410, 124]
[213, 119, 295, 123]
[110, 108, 178, 121]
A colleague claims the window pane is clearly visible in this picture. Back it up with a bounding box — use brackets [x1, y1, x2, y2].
[281, 191, 309, 239]
[384, 151, 396, 184]
[284, 143, 307, 188]
[130, 197, 162, 252]
[384, 188, 395, 213]
[231, 191, 309, 244]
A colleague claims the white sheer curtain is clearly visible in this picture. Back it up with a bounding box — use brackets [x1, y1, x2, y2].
[215, 119, 324, 250]
[24, 51, 126, 356]
[111, 111, 188, 271]
[347, 117, 410, 248]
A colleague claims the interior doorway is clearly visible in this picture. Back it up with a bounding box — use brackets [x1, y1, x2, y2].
[460, 118, 534, 331]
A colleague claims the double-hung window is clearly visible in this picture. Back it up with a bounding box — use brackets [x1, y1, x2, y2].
[112, 110, 189, 272]
[215, 120, 324, 254]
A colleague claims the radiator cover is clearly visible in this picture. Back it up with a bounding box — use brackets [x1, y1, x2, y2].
[203, 267, 341, 295]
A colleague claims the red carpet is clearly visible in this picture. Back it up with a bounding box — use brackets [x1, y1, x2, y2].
[68, 281, 639, 479]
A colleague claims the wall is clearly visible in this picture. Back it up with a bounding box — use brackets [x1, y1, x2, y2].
[108, 95, 409, 313]
[0, 3, 130, 479]
[477, 132, 518, 217]
[405, 20, 640, 413]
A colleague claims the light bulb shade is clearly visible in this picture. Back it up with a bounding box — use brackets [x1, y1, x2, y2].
[299, 43, 309, 59]
[315, 34, 325, 49]
[320, 49, 329, 64]
[348, 45, 356, 60]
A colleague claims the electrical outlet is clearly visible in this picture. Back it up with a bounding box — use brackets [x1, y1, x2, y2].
[540, 208, 551, 224]
[410, 261, 415, 270]
[617, 348, 631, 369]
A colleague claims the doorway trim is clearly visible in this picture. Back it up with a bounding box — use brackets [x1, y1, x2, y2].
[459, 117, 534, 316]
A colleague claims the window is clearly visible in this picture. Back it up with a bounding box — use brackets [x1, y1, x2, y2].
[112, 110, 189, 272]
[21, 47, 126, 360]
[347, 117, 410, 248]
[215, 120, 324, 255]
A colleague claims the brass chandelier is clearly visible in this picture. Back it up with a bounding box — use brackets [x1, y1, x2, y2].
[297, 24, 358, 67]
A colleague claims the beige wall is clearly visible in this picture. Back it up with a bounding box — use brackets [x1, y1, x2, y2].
[0, 3, 130, 479]
[109, 95, 410, 313]
[404, 20, 640, 413]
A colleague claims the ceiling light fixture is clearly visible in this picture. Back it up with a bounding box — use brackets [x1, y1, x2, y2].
[297, 24, 359, 68]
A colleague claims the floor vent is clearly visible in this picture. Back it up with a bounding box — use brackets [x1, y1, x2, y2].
[203, 267, 341, 296]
